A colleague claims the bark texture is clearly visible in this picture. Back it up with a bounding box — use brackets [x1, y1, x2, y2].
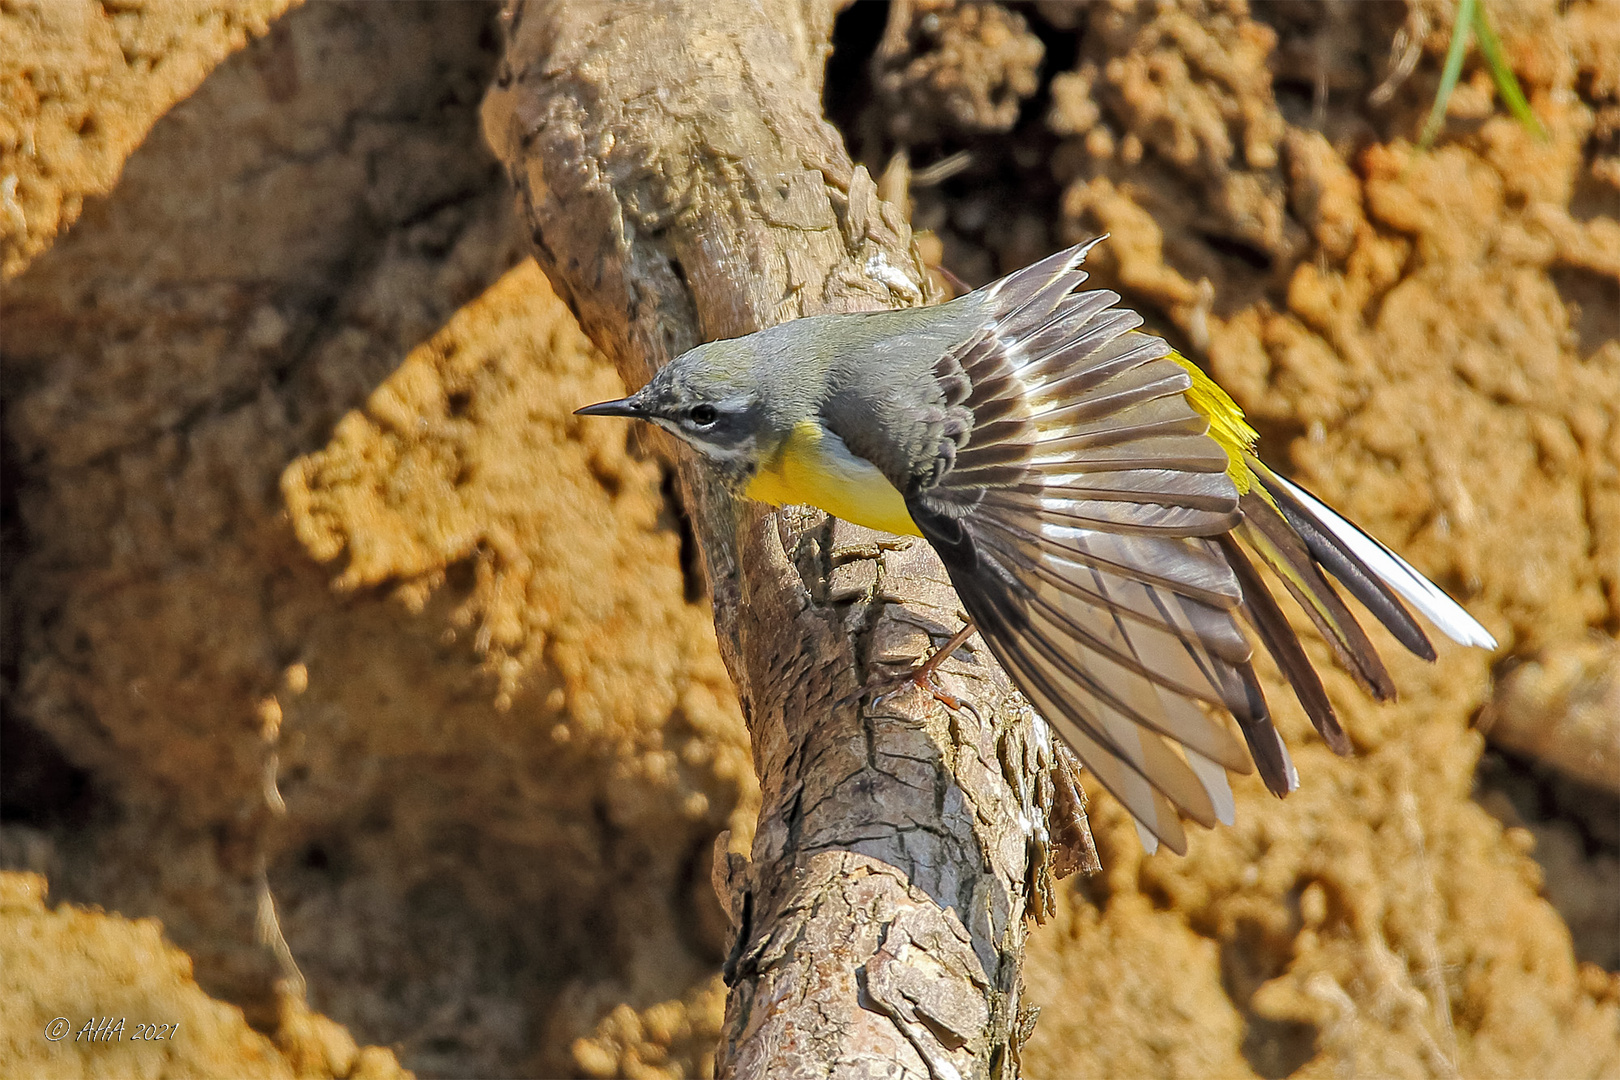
[481, 1, 1083, 1074]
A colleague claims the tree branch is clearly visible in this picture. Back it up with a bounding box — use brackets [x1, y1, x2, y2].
[482, 3, 1091, 1074]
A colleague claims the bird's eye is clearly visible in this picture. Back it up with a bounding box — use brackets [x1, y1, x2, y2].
[688, 405, 718, 427]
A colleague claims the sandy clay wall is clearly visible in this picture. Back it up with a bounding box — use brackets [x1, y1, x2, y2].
[2, 1, 1617, 1077]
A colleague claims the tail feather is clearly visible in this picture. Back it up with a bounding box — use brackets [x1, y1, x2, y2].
[1220, 534, 1352, 758]
[1251, 460, 1436, 660]
[1236, 492, 1398, 701]
[1263, 471, 1498, 650]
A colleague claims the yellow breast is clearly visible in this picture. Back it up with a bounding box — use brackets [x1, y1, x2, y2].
[745, 420, 922, 537]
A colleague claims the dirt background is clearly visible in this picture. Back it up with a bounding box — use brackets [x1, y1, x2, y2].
[2, 1, 1616, 1078]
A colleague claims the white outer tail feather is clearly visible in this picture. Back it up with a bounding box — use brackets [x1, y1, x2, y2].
[1270, 474, 1498, 650]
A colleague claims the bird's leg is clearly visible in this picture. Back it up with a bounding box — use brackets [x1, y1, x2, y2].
[908, 621, 978, 703]
[870, 619, 980, 712]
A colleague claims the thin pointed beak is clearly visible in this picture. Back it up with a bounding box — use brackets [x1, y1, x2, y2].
[574, 397, 644, 419]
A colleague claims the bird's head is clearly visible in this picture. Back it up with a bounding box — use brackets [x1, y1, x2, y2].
[575, 339, 772, 486]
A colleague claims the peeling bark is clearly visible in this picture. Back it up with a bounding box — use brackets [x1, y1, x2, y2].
[482, 3, 1092, 1074]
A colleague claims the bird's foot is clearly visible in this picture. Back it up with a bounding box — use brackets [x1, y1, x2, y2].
[871, 665, 962, 712]
[850, 621, 980, 719]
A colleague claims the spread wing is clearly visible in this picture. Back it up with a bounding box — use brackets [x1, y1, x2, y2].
[905, 240, 1494, 854]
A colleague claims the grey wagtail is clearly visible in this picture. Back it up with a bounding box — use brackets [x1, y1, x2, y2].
[576, 237, 1496, 854]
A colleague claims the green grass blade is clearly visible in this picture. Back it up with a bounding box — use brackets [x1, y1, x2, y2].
[1419, 0, 1477, 148]
[1472, 1, 1547, 140]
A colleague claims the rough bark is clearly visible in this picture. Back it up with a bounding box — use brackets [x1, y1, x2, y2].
[482, 2, 1090, 1075]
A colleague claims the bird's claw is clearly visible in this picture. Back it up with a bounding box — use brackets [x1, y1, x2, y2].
[858, 664, 982, 726]
[837, 621, 982, 718]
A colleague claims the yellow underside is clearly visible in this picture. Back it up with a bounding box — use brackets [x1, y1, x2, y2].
[744, 355, 1262, 533]
[745, 420, 923, 536]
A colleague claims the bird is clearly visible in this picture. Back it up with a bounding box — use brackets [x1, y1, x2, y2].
[575, 237, 1497, 854]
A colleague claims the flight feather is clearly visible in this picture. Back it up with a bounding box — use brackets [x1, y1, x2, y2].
[904, 240, 1494, 853]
